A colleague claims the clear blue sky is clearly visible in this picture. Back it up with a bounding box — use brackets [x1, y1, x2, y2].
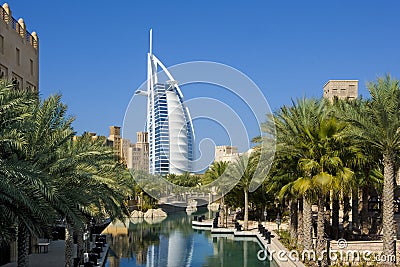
[6, 1, 400, 140]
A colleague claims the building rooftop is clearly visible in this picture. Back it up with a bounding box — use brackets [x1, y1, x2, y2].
[323, 80, 358, 88]
[0, 3, 38, 49]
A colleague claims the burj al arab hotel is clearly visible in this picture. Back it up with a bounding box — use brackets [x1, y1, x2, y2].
[136, 30, 194, 175]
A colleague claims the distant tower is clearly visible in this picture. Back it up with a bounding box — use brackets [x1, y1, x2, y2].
[127, 132, 149, 172]
[136, 29, 194, 175]
[108, 126, 130, 163]
[323, 80, 358, 101]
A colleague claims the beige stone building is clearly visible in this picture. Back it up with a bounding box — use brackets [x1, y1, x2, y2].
[107, 126, 131, 164]
[127, 132, 149, 172]
[0, 3, 39, 91]
[215, 145, 239, 163]
[323, 80, 358, 101]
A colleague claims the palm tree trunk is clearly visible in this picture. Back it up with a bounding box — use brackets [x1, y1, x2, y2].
[17, 222, 29, 267]
[324, 195, 331, 238]
[303, 196, 313, 250]
[343, 194, 350, 234]
[316, 194, 327, 267]
[351, 187, 359, 230]
[76, 226, 84, 264]
[65, 222, 74, 267]
[289, 199, 298, 245]
[360, 185, 369, 235]
[297, 198, 304, 247]
[382, 153, 396, 265]
[243, 189, 248, 231]
[332, 195, 340, 239]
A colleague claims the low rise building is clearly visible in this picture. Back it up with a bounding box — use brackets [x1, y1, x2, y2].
[107, 126, 131, 164]
[323, 80, 358, 101]
[215, 145, 239, 163]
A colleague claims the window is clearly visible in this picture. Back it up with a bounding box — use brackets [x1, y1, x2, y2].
[16, 48, 20, 65]
[12, 73, 23, 90]
[0, 64, 7, 79]
[0, 35, 4, 54]
[30, 59, 33, 75]
[26, 82, 36, 91]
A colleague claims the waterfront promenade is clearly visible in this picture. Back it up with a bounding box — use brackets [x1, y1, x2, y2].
[1, 238, 108, 267]
[1, 240, 65, 267]
[193, 219, 303, 267]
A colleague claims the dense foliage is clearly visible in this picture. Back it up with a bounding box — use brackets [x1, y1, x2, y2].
[0, 80, 132, 267]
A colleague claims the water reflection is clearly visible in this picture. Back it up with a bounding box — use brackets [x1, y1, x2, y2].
[103, 210, 271, 267]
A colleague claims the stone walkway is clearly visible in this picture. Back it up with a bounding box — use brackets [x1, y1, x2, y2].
[1, 240, 65, 267]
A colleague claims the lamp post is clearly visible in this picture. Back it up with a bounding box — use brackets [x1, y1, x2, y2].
[83, 230, 89, 263]
[264, 209, 267, 225]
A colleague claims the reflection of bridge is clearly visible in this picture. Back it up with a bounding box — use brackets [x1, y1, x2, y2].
[159, 192, 217, 207]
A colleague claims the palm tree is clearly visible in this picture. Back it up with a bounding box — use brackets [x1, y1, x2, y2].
[274, 98, 325, 250]
[275, 98, 357, 267]
[333, 97, 382, 235]
[228, 154, 259, 230]
[204, 161, 229, 225]
[296, 118, 354, 265]
[22, 94, 130, 266]
[54, 134, 130, 267]
[1, 82, 132, 266]
[270, 155, 300, 245]
[0, 81, 61, 267]
[339, 75, 400, 262]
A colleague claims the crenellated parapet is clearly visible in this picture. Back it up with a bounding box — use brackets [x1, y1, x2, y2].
[0, 3, 38, 49]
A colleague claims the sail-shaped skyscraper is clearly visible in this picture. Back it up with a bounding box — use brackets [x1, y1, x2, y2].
[136, 30, 194, 175]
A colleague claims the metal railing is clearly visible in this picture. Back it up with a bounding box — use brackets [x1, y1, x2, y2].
[11, 17, 21, 33]
[0, 5, 37, 49]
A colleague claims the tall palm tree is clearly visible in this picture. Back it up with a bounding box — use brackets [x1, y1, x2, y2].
[0, 81, 60, 267]
[204, 161, 229, 225]
[270, 155, 300, 245]
[1, 82, 132, 266]
[54, 134, 130, 267]
[275, 98, 357, 267]
[22, 94, 130, 266]
[228, 154, 259, 230]
[296, 119, 354, 263]
[274, 98, 326, 250]
[204, 161, 229, 199]
[340, 75, 400, 262]
[333, 98, 382, 235]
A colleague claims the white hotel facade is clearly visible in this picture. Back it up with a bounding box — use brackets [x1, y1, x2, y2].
[136, 30, 194, 175]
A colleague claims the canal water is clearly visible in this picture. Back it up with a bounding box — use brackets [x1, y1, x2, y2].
[103, 208, 274, 267]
